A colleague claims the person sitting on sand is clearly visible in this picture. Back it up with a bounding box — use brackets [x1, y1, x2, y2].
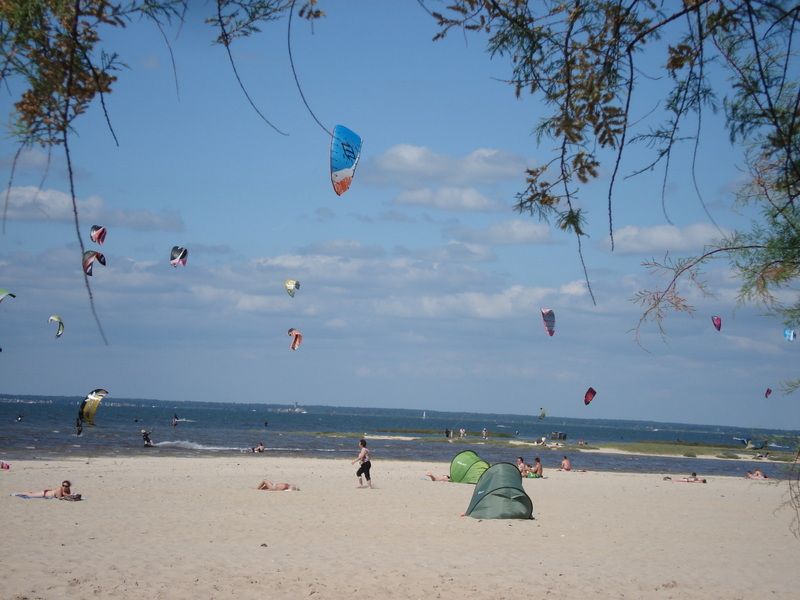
[516, 457, 532, 476]
[257, 479, 299, 491]
[560, 456, 572, 471]
[530, 457, 543, 478]
[14, 480, 82, 499]
[252, 441, 265, 453]
[425, 472, 451, 482]
[746, 468, 768, 480]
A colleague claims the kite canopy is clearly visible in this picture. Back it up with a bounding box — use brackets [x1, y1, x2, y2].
[541, 308, 555, 336]
[288, 328, 303, 351]
[0, 288, 16, 302]
[464, 462, 533, 519]
[48, 315, 64, 338]
[765, 388, 772, 398]
[711, 316, 722, 331]
[449, 450, 490, 484]
[785, 328, 796, 341]
[82, 251, 106, 276]
[584, 387, 597, 406]
[77, 388, 108, 427]
[284, 279, 300, 297]
[330, 124, 362, 196]
[89, 225, 107, 245]
[170, 246, 188, 267]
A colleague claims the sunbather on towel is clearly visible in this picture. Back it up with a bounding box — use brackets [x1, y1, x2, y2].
[13, 480, 82, 499]
[257, 479, 299, 491]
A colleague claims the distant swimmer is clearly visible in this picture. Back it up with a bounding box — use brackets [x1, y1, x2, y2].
[171, 413, 178, 427]
[745, 468, 768, 480]
[16, 414, 22, 422]
[264, 420, 269, 427]
[141, 430, 154, 447]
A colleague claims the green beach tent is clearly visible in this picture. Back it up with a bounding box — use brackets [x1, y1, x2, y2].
[449, 450, 490, 484]
[464, 462, 534, 519]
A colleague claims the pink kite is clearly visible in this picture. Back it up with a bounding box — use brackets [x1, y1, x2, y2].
[584, 387, 596, 406]
[711, 316, 722, 331]
[288, 328, 303, 351]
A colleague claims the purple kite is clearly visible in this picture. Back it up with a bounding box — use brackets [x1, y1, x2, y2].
[584, 387, 596, 406]
[541, 308, 555, 337]
[711, 316, 722, 331]
[765, 388, 772, 398]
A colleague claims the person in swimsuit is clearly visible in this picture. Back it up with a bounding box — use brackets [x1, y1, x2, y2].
[745, 468, 768, 480]
[256, 479, 299, 491]
[530, 457, 543, 478]
[560, 456, 572, 471]
[16, 480, 80, 499]
[425, 472, 451, 481]
[352, 438, 373, 488]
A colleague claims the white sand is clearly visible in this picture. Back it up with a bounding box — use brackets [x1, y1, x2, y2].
[1, 456, 796, 599]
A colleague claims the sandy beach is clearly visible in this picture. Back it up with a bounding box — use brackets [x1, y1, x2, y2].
[1, 455, 796, 599]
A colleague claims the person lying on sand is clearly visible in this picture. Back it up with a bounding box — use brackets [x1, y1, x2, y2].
[425, 472, 451, 482]
[675, 472, 707, 483]
[13, 480, 82, 499]
[257, 479, 299, 491]
[745, 468, 768, 480]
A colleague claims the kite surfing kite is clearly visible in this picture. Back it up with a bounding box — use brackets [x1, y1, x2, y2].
[48, 315, 64, 338]
[82, 251, 106, 276]
[170, 246, 188, 267]
[711, 316, 722, 331]
[0, 289, 16, 303]
[288, 328, 303, 351]
[330, 125, 363, 196]
[284, 279, 300, 297]
[287, 2, 362, 196]
[89, 225, 107, 245]
[541, 309, 555, 337]
[765, 388, 772, 398]
[76, 388, 108, 435]
[785, 328, 796, 341]
[584, 387, 597, 406]
[538, 408, 546, 421]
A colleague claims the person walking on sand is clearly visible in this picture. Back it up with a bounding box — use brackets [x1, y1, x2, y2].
[352, 438, 373, 488]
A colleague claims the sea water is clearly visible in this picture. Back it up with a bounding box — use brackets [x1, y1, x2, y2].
[1, 394, 796, 478]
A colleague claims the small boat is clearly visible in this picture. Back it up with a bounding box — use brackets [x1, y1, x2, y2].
[550, 431, 567, 441]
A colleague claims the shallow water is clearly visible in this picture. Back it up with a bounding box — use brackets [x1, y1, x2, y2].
[1, 394, 796, 478]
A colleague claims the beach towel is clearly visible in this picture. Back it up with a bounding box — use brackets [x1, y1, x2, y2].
[11, 493, 83, 501]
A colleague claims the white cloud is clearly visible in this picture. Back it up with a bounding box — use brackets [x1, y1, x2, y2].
[296, 240, 386, 259]
[4, 186, 184, 231]
[395, 187, 500, 211]
[608, 223, 724, 254]
[363, 144, 527, 186]
[374, 285, 555, 319]
[449, 219, 552, 244]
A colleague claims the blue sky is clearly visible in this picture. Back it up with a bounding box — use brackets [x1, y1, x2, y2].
[0, 2, 797, 429]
